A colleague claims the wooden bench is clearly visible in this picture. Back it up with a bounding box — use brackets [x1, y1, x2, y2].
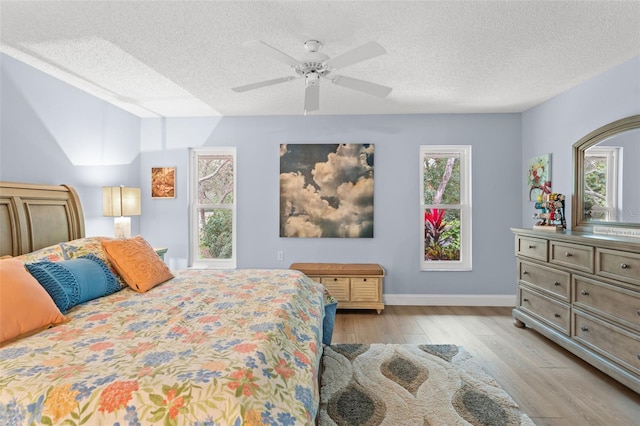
[290, 263, 384, 314]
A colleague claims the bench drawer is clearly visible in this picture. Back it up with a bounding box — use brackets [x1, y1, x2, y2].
[292, 263, 385, 313]
[321, 277, 350, 302]
[350, 277, 380, 302]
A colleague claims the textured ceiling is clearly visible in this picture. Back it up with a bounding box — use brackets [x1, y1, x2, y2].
[1, 1, 639, 117]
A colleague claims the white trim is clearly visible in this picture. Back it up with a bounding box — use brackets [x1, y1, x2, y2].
[419, 145, 472, 271]
[189, 147, 237, 269]
[383, 294, 516, 307]
[584, 146, 621, 221]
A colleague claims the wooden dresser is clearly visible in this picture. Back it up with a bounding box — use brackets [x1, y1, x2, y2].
[289, 263, 384, 314]
[511, 228, 640, 393]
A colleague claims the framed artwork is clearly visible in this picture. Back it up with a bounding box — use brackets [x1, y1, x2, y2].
[527, 153, 551, 201]
[151, 167, 176, 199]
[280, 143, 374, 238]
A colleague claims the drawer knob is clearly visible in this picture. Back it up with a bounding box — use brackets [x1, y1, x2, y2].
[564, 252, 572, 257]
[554, 313, 560, 318]
[581, 290, 589, 296]
[522, 270, 529, 275]
[620, 263, 629, 269]
[523, 298, 529, 302]
[333, 278, 337, 281]
[554, 281, 561, 286]
[528, 245, 535, 249]
[581, 326, 589, 332]
[363, 278, 367, 282]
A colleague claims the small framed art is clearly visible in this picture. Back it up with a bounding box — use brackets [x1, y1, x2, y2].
[151, 167, 176, 199]
[527, 153, 551, 201]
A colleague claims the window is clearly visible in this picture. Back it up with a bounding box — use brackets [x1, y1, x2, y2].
[420, 145, 472, 271]
[583, 146, 621, 221]
[189, 147, 236, 269]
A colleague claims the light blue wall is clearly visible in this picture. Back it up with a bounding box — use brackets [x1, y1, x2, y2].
[3, 52, 638, 301]
[139, 114, 522, 299]
[0, 54, 142, 236]
[521, 56, 640, 227]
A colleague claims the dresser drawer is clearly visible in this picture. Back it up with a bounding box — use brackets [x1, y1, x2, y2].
[516, 236, 548, 261]
[573, 310, 640, 376]
[518, 260, 570, 301]
[596, 248, 640, 286]
[550, 241, 594, 273]
[574, 275, 640, 330]
[519, 286, 570, 335]
[321, 277, 350, 302]
[350, 277, 380, 302]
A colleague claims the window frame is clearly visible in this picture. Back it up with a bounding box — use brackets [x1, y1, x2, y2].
[419, 145, 472, 271]
[584, 146, 621, 221]
[189, 147, 237, 269]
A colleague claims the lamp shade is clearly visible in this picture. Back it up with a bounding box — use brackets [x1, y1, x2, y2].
[102, 187, 141, 217]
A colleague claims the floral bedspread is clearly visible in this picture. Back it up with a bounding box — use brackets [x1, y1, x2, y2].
[0, 269, 326, 426]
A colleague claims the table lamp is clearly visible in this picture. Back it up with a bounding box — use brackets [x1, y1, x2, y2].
[102, 186, 141, 239]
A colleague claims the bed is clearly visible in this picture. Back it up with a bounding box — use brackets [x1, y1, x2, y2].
[0, 182, 332, 425]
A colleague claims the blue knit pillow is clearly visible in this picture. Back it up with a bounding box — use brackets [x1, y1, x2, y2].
[25, 254, 121, 313]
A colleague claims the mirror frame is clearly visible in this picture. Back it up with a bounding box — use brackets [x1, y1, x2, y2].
[572, 114, 640, 232]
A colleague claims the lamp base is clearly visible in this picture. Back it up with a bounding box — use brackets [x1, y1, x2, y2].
[114, 217, 131, 239]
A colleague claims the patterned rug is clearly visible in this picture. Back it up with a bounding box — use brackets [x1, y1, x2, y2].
[319, 344, 535, 426]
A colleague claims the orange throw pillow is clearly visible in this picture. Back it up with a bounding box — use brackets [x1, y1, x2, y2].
[101, 236, 173, 293]
[0, 258, 66, 345]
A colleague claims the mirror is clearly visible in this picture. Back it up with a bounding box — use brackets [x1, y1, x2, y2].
[573, 115, 640, 231]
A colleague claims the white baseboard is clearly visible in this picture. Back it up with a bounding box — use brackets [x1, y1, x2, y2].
[383, 294, 516, 307]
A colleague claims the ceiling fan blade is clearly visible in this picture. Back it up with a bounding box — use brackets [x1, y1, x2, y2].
[329, 75, 392, 97]
[304, 83, 319, 114]
[324, 41, 387, 70]
[231, 76, 295, 93]
[243, 40, 302, 68]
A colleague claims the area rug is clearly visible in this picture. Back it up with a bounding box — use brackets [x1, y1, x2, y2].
[319, 344, 535, 426]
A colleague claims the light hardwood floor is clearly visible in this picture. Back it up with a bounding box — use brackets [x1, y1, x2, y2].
[331, 305, 640, 426]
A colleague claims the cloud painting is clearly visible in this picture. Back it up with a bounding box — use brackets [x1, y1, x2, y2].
[280, 144, 374, 238]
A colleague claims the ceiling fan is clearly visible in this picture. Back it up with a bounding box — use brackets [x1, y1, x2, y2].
[231, 40, 392, 114]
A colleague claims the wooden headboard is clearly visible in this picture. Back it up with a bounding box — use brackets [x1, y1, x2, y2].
[0, 182, 85, 257]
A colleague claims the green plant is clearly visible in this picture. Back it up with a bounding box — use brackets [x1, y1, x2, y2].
[200, 210, 232, 259]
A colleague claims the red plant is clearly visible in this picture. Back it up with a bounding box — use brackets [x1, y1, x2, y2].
[424, 208, 457, 260]
[424, 208, 445, 229]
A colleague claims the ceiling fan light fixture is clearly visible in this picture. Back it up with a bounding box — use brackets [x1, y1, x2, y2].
[305, 72, 320, 87]
[232, 39, 392, 113]
[295, 62, 329, 77]
[304, 40, 322, 53]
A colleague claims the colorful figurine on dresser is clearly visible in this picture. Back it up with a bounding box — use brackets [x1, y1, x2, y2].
[533, 193, 566, 231]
